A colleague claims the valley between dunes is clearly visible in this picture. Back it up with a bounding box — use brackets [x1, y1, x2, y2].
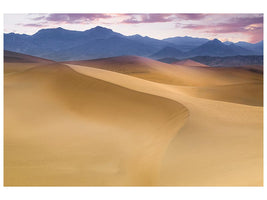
[4, 54, 263, 186]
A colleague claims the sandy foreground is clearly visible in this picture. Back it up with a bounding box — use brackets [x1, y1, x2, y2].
[4, 57, 263, 186]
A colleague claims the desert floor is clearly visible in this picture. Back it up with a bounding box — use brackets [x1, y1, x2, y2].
[4, 55, 263, 186]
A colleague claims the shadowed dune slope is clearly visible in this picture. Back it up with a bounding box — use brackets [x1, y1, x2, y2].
[66, 56, 263, 106]
[4, 62, 188, 186]
[4, 50, 53, 63]
[4, 50, 55, 75]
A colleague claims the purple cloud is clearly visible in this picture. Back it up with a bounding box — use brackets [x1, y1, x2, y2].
[33, 14, 112, 23]
[122, 14, 176, 24]
[175, 14, 207, 20]
[17, 23, 46, 27]
[180, 15, 263, 42]
[121, 13, 208, 24]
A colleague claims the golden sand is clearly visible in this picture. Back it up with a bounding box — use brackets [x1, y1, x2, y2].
[4, 55, 263, 186]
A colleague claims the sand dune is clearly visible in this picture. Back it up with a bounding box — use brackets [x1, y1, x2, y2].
[67, 56, 262, 86]
[67, 56, 263, 106]
[172, 59, 209, 67]
[4, 51, 54, 75]
[4, 62, 188, 186]
[4, 50, 53, 63]
[4, 53, 263, 186]
[68, 64, 263, 186]
[176, 82, 263, 106]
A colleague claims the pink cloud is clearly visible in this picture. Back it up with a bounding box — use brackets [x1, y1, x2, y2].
[33, 14, 113, 23]
[23, 23, 45, 27]
[180, 15, 263, 43]
[122, 14, 174, 24]
[16, 23, 46, 28]
[121, 13, 207, 24]
[175, 14, 207, 20]
[32, 16, 46, 21]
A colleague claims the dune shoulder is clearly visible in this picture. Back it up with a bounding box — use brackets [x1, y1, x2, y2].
[4, 62, 188, 186]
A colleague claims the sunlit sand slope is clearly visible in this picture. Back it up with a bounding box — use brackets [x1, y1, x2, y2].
[172, 59, 209, 67]
[4, 62, 188, 186]
[67, 56, 263, 106]
[69, 64, 263, 186]
[4, 52, 262, 186]
[176, 82, 263, 106]
[66, 56, 262, 86]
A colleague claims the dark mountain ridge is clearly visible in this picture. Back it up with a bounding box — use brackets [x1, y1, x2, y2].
[4, 26, 263, 61]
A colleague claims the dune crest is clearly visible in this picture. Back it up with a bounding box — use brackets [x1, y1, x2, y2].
[66, 56, 263, 106]
[4, 52, 263, 186]
[172, 59, 209, 67]
[68, 64, 263, 186]
[4, 63, 189, 186]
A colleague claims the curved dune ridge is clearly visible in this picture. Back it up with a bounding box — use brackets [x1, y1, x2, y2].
[66, 56, 262, 87]
[4, 62, 188, 186]
[4, 53, 263, 186]
[4, 50, 53, 63]
[68, 63, 263, 186]
[67, 56, 263, 106]
[172, 59, 210, 67]
[4, 51, 54, 75]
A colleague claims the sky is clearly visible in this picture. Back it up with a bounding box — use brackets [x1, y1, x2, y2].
[4, 13, 263, 43]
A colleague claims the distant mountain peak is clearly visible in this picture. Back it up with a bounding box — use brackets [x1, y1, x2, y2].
[94, 25, 109, 29]
[211, 38, 222, 43]
[129, 34, 143, 38]
[55, 27, 64, 30]
[83, 26, 118, 37]
[32, 27, 70, 37]
[89, 26, 113, 32]
[224, 41, 234, 45]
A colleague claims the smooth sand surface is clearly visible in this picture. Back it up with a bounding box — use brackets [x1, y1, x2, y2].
[176, 82, 263, 106]
[172, 59, 209, 67]
[68, 64, 263, 186]
[4, 62, 188, 186]
[4, 55, 263, 186]
[67, 56, 263, 106]
[4, 50, 53, 63]
[67, 56, 262, 87]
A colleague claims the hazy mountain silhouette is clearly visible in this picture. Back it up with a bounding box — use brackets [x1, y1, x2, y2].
[235, 41, 263, 55]
[191, 55, 263, 67]
[4, 26, 262, 61]
[127, 34, 176, 51]
[150, 46, 185, 59]
[186, 39, 256, 57]
[163, 36, 209, 51]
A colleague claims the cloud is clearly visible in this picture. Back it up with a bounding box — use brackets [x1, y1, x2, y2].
[121, 13, 208, 24]
[179, 15, 263, 42]
[175, 14, 207, 20]
[33, 14, 113, 24]
[17, 23, 46, 27]
[32, 16, 46, 21]
[15, 13, 263, 43]
[122, 14, 174, 24]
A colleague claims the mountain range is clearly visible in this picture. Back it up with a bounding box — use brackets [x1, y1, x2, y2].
[191, 55, 263, 68]
[4, 26, 263, 61]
